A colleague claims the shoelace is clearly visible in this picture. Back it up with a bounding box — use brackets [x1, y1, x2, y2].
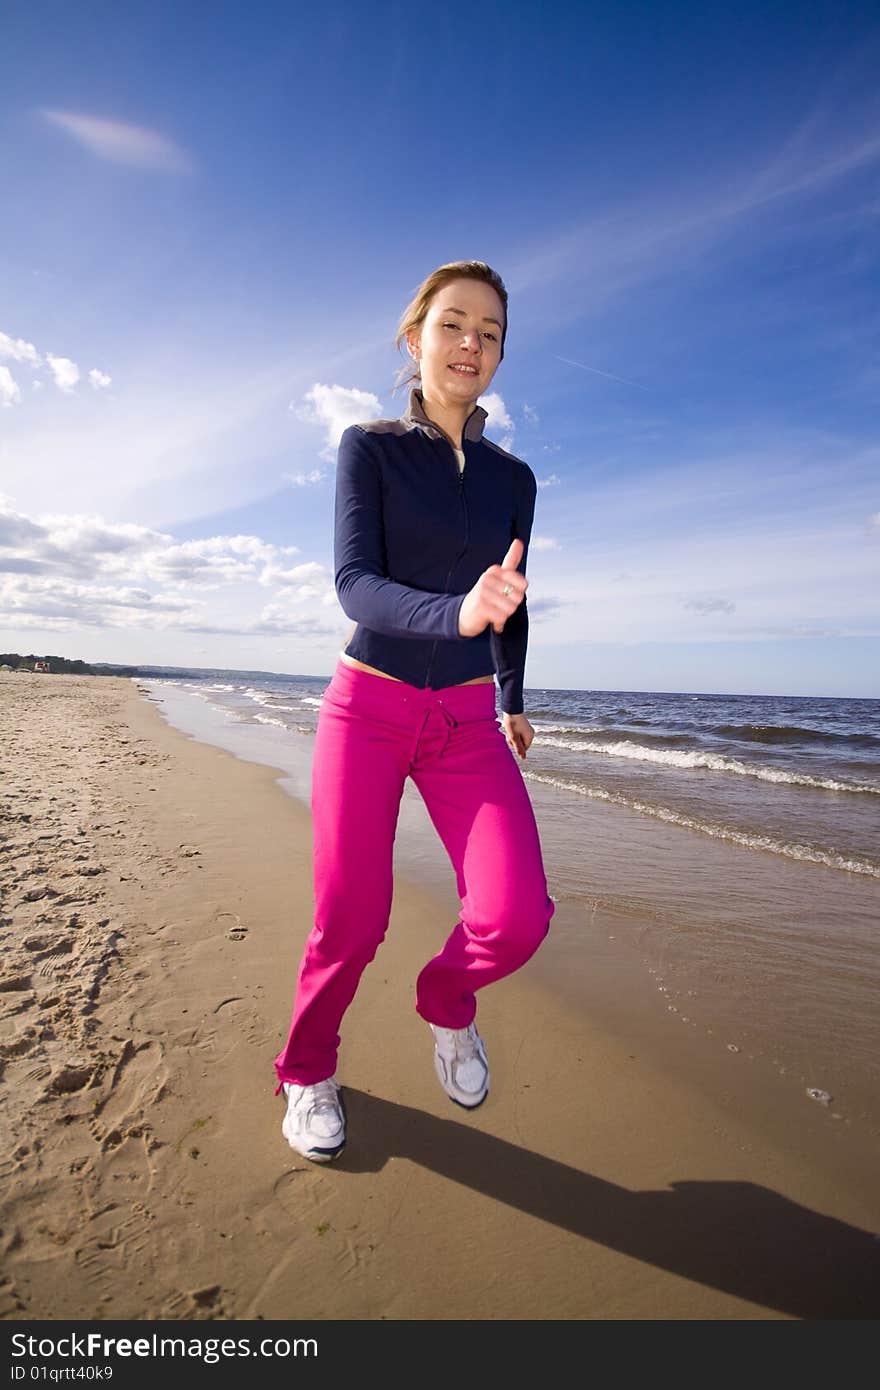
[447, 1026, 479, 1059]
[306, 1079, 340, 1115]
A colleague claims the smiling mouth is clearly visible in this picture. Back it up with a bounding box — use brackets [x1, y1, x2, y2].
[449, 364, 479, 375]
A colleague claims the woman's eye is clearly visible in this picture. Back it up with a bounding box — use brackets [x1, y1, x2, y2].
[484, 332, 498, 342]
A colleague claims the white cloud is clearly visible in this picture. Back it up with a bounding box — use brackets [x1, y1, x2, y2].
[294, 384, 384, 462]
[0, 574, 196, 629]
[1, 328, 112, 402]
[531, 536, 560, 551]
[0, 366, 21, 409]
[0, 496, 342, 640]
[0, 497, 47, 546]
[869, 512, 880, 530]
[144, 535, 292, 590]
[46, 355, 80, 393]
[0, 332, 41, 367]
[523, 403, 540, 425]
[480, 391, 514, 452]
[258, 560, 332, 597]
[683, 595, 737, 616]
[41, 109, 192, 174]
[536, 473, 561, 488]
[285, 469, 326, 487]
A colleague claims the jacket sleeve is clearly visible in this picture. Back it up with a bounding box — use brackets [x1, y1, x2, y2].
[334, 425, 466, 641]
[490, 463, 537, 715]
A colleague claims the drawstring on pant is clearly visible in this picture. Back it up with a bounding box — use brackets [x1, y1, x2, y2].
[410, 700, 458, 764]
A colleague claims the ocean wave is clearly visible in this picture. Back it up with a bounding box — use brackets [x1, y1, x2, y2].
[524, 772, 880, 877]
[533, 722, 693, 747]
[532, 722, 609, 735]
[253, 714, 288, 729]
[536, 735, 880, 794]
[711, 722, 879, 747]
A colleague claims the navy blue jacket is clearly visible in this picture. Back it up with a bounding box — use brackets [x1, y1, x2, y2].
[335, 388, 537, 714]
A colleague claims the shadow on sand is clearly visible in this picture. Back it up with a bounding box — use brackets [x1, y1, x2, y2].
[322, 1089, 879, 1319]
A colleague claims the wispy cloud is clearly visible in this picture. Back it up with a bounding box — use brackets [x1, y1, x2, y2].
[553, 355, 647, 390]
[523, 422, 880, 648]
[510, 111, 880, 326]
[89, 369, 112, 390]
[285, 468, 326, 488]
[41, 109, 192, 173]
[683, 595, 736, 616]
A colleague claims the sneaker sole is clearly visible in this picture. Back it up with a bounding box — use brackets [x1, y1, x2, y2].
[449, 1087, 489, 1110]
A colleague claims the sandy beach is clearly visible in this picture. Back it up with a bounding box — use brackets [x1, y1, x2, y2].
[1, 672, 878, 1321]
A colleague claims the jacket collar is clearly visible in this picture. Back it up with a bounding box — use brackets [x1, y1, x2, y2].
[402, 387, 488, 445]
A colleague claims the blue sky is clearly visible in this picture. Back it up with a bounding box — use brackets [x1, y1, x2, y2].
[1, 0, 878, 696]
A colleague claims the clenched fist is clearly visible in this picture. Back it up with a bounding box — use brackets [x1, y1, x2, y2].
[458, 539, 528, 638]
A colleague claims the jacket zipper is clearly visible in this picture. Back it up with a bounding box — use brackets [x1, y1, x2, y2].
[424, 442, 468, 689]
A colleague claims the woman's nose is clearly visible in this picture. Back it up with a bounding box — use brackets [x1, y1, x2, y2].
[460, 331, 482, 353]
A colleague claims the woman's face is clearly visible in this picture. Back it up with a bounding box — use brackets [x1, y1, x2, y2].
[407, 277, 505, 405]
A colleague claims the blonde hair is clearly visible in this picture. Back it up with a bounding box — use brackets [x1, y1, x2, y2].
[394, 260, 508, 393]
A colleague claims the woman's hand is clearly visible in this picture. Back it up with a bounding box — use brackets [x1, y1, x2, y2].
[458, 539, 528, 638]
[502, 711, 534, 761]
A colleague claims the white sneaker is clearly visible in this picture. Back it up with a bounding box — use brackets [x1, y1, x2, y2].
[281, 1077, 346, 1162]
[429, 1022, 490, 1108]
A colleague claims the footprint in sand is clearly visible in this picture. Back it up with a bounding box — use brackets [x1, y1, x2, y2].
[158, 1284, 232, 1320]
[75, 1200, 155, 1303]
[272, 1167, 329, 1218]
[0, 1275, 26, 1318]
[90, 1039, 167, 1147]
[211, 997, 272, 1050]
[217, 911, 248, 941]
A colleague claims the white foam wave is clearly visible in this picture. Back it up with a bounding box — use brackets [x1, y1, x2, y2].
[524, 772, 880, 877]
[537, 735, 879, 794]
[301, 696, 325, 708]
[253, 714, 287, 729]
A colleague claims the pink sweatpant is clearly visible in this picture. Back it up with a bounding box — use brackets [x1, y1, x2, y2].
[273, 658, 555, 1087]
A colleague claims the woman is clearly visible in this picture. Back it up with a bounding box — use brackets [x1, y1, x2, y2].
[274, 260, 555, 1161]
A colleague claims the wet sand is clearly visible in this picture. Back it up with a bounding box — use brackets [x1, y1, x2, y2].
[1, 673, 878, 1320]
